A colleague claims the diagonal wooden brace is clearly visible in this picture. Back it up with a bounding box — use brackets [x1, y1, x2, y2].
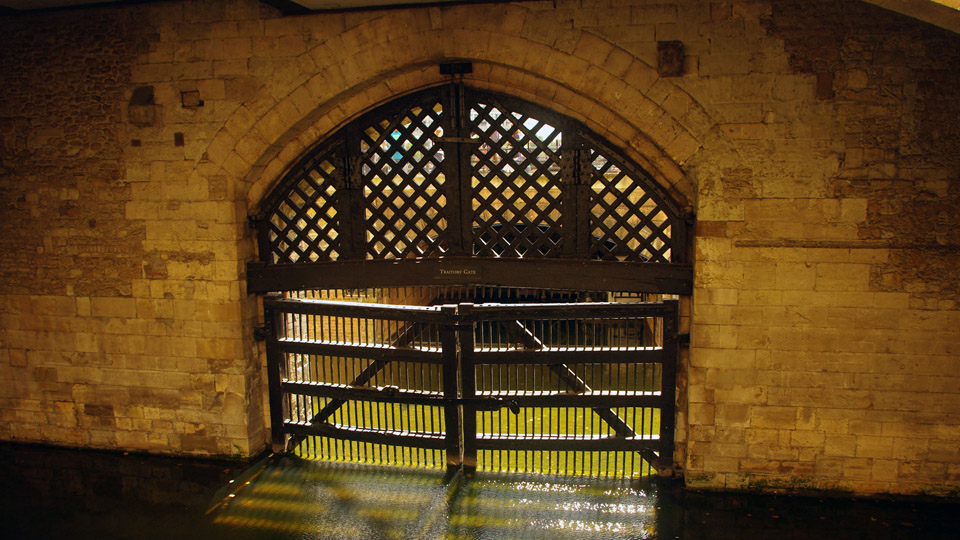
[505, 320, 661, 469]
[286, 320, 425, 451]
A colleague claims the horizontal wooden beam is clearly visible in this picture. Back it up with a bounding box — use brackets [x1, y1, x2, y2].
[284, 421, 447, 449]
[265, 296, 451, 322]
[474, 433, 660, 452]
[461, 301, 678, 321]
[276, 341, 445, 364]
[281, 381, 665, 408]
[472, 348, 665, 365]
[248, 257, 692, 294]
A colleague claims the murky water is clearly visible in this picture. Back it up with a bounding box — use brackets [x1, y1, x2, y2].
[2, 443, 958, 540]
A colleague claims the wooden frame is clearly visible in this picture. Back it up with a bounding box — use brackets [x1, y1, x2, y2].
[248, 84, 691, 282]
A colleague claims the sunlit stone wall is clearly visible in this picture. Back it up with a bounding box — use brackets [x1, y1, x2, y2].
[0, 0, 958, 495]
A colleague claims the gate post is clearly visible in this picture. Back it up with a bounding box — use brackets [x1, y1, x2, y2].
[263, 293, 288, 453]
[440, 305, 462, 472]
[659, 299, 679, 475]
[457, 303, 478, 475]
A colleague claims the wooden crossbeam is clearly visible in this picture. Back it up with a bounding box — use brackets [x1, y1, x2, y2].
[504, 320, 661, 469]
[286, 320, 426, 450]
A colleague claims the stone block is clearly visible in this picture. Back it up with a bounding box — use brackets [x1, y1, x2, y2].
[751, 406, 796, 429]
[718, 403, 751, 426]
[689, 403, 716, 425]
[181, 433, 220, 454]
[632, 4, 677, 24]
[691, 347, 756, 369]
[91, 297, 137, 319]
[790, 430, 825, 447]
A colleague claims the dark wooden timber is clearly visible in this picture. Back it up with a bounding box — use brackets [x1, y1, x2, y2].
[281, 381, 663, 409]
[441, 308, 462, 471]
[472, 348, 664, 365]
[481, 392, 664, 409]
[274, 341, 444, 364]
[263, 296, 451, 322]
[474, 434, 660, 452]
[263, 294, 287, 452]
[658, 299, 680, 475]
[247, 257, 693, 294]
[285, 319, 429, 450]
[285, 422, 446, 449]
[458, 319, 478, 474]
[266, 295, 679, 475]
[499, 317, 662, 468]
[465, 300, 680, 320]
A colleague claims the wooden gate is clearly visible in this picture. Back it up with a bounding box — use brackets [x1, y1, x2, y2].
[246, 84, 693, 298]
[263, 293, 678, 477]
[250, 84, 693, 477]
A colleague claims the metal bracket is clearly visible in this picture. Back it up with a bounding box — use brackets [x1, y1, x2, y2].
[440, 61, 473, 75]
[441, 136, 481, 145]
[447, 396, 519, 412]
[254, 325, 268, 341]
[560, 147, 579, 185]
[346, 156, 362, 189]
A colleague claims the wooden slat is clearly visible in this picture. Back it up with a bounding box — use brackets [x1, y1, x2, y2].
[276, 340, 444, 364]
[441, 317, 462, 469]
[264, 296, 450, 322]
[474, 433, 660, 452]
[280, 382, 662, 410]
[463, 301, 677, 320]
[281, 381, 444, 404]
[471, 348, 664, 365]
[284, 422, 447, 449]
[476, 391, 663, 408]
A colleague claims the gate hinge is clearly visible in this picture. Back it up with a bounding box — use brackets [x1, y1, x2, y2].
[672, 333, 690, 346]
[254, 325, 268, 341]
[247, 214, 263, 229]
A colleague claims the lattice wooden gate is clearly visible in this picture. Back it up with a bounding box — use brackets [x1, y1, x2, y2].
[248, 83, 694, 476]
[249, 85, 689, 281]
[263, 290, 679, 477]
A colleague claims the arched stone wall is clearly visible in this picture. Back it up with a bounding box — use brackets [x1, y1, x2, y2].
[6, 0, 959, 497]
[195, 4, 725, 475]
[198, 5, 720, 213]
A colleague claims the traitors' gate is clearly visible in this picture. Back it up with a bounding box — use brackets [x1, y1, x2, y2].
[248, 82, 692, 477]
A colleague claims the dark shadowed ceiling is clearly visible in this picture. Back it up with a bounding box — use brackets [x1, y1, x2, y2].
[0, 0, 958, 35]
[0, 0, 495, 12]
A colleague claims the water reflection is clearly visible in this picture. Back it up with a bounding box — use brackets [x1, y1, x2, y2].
[2, 443, 958, 540]
[0, 442, 240, 540]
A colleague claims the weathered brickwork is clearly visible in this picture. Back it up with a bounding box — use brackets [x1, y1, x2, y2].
[686, 0, 960, 494]
[0, 0, 957, 496]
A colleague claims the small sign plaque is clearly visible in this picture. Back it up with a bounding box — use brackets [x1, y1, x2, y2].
[435, 266, 482, 280]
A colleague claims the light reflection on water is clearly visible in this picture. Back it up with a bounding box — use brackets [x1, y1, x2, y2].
[4, 443, 959, 540]
[208, 457, 660, 540]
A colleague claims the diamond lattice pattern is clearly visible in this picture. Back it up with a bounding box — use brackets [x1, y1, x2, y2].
[470, 101, 564, 258]
[267, 155, 341, 263]
[361, 100, 447, 259]
[588, 146, 672, 262]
